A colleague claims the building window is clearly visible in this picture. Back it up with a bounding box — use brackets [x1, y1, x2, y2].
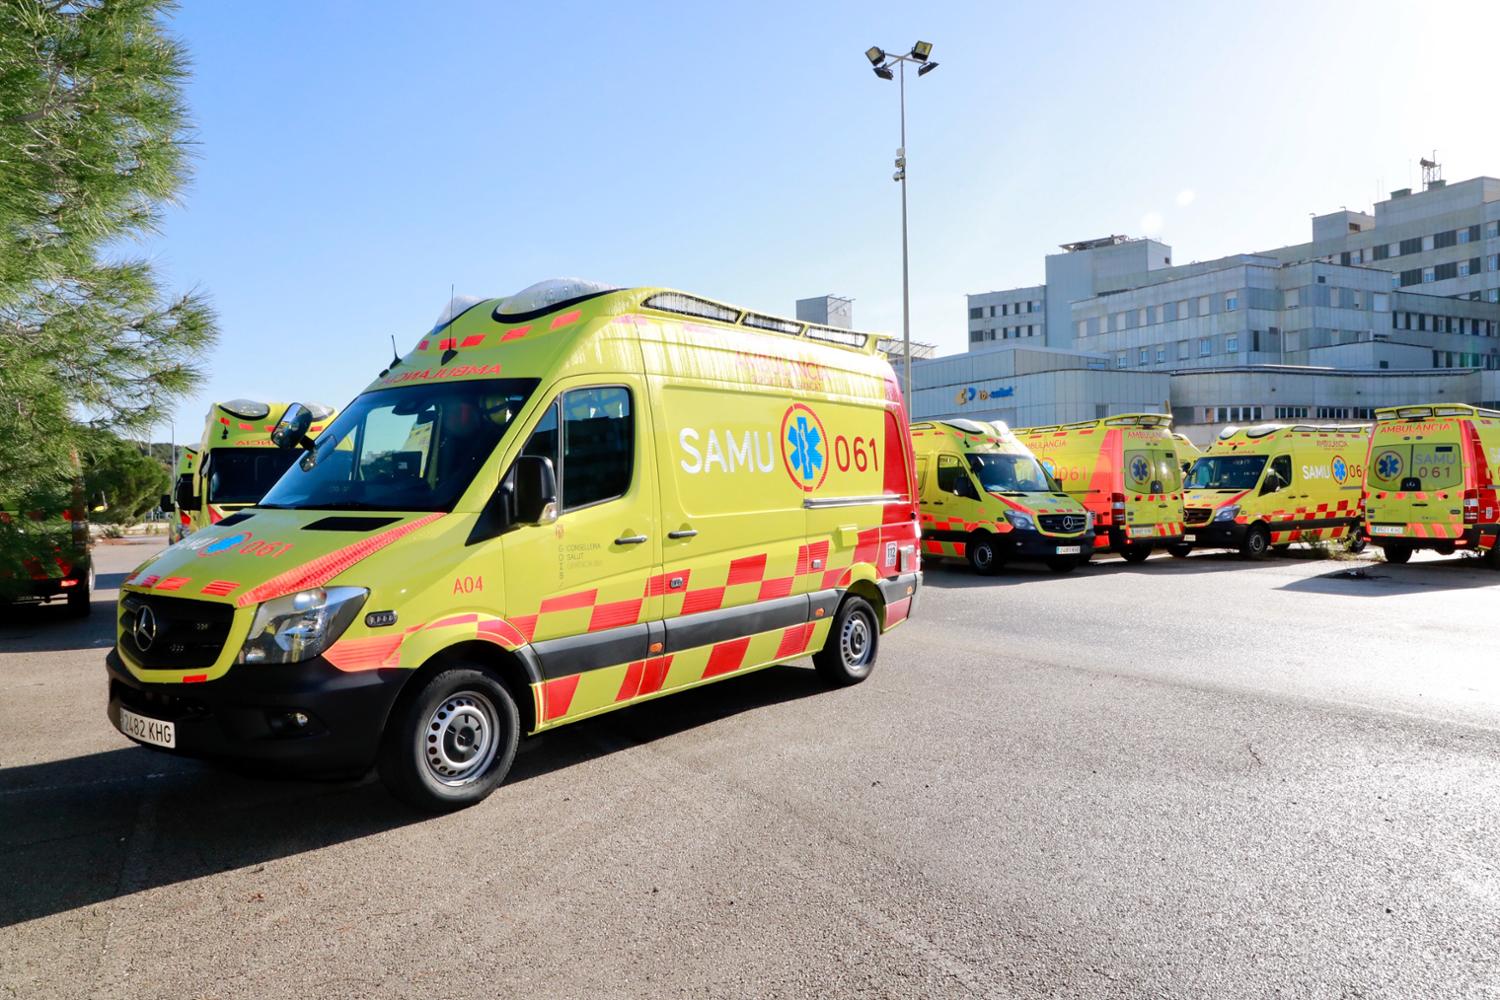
[1176, 301, 1189, 320]
[1422, 267, 1435, 283]
[1156, 304, 1167, 324]
[1197, 295, 1211, 315]
[1137, 348, 1147, 366]
[1225, 294, 1238, 311]
[1138, 308, 1149, 326]
[1490, 289, 1500, 303]
[1116, 354, 1127, 369]
[1226, 335, 1239, 353]
[1435, 230, 1457, 249]
[1199, 337, 1212, 357]
[1459, 228, 1472, 244]
[968, 307, 982, 320]
[1156, 347, 1166, 364]
[1178, 340, 1189, 360]
[1400, 237, 1423, 256]
[1423, 234, 1436, 252]
[1460, 261, 1472, 277]
[1488, 222, 1500, 239]
[1077, 320, 1087, 338]
[1116, 313, 1128, 332]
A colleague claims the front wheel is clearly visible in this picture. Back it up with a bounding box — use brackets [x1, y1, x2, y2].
[1382, 544, 1412, 565]
[1166, 543, 1192, 559]
[1120, 544, 1152, 564]
[966, 532, 1004, 576]
[1046, 556, 1077, 574]
[1240, 526, 1270, 560]
[378, 667, 520, 812]
[813, 596, 880, 687]
[1345, 528, 1367, 554]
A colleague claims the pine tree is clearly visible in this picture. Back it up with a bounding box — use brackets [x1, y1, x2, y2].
[0, 0, 218, 507]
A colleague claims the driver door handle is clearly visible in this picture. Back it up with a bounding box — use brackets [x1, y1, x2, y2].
[615, 534, 648, 545]
[667, 529, 697, 539]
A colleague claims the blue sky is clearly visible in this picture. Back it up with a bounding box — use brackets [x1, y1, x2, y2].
[146, 0, 1500, 443]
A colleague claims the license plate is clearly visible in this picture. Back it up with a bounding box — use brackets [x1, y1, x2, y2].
[1370, 525, 1404, 536]
[1129, 526, 1155, 538]
[1185, 533, 1197, 542]
[118, 707, 175, 749]
[1055, 545, 1082, 555]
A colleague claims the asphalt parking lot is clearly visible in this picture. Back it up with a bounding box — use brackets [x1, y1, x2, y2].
[3, 537, 1499, 999]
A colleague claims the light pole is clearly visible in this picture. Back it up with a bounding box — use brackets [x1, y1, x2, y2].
[865, 41, 938, 404]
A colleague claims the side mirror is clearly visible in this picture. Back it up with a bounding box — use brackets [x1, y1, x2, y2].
[160, 494, 172, 512]
[271, 403, 314, 451]
[1261, 471, 1285, 495]
[173, 476, 197, 511]
[510, 455, 558, 525]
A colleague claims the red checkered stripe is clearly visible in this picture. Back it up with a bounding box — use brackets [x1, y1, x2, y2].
[323, 612, 534, 672]
[918, 511, 1010, 535]
[417, 307, 585, 352]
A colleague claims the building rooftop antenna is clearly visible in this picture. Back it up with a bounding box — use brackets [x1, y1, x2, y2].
[1420, 153, 1442, 190]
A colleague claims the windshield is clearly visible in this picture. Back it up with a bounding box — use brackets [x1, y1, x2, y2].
[1187, 454, 1268, 490]
[206, 450, 299, 505]
[966, 452, 1061, 494]
[260, 379, 538, 512]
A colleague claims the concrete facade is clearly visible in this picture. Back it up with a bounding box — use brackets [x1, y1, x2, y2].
[945, 172, 1500, 439]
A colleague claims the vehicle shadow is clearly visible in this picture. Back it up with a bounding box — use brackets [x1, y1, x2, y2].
[1277, 559, 1500, 596]
[0, 663, 824, 927]
[0, 591, 120, 654]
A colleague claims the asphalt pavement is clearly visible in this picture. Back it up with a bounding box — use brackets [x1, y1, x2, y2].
[2, 537, 1498, 999]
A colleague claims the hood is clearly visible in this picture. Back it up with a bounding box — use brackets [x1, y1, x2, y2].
[123, 508, 443, 608]
[988, 491, 1087, 515]
[1183, 488, 1248, 508]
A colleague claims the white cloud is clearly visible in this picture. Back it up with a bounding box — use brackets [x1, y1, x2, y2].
[1176, 188, 1197, 207]
[1140, 211, 1164, 235]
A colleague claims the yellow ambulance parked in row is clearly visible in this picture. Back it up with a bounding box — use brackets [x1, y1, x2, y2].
[910, 419, 1093, 573]
[1364, 404, 1500, 566]
[170, 400, 336, 539]
[1180, 423, 1368, 558]
[1018, 414, 1185, 563]
[1171, 433, 1201, 476]
[107, 280, 923, 811]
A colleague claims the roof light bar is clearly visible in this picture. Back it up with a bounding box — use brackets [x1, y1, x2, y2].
[741, 312, 804, 335]
[804, 325, 870, 349]
[220, 399, 271, 420]
[642, 293, 741, 324]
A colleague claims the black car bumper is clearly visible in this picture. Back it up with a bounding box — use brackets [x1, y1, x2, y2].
[1181, 520, 1247, 549]
[1008, 528, 1093, 560]
[106, 649, 410, 773]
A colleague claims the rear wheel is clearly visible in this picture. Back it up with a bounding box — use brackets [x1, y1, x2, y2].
[378, 667, 519, 812]
[1120, 545, 1152, 564]
[813, 596, 879, 687]
[966, 532, 1003, 576]
[65, 567, 91, 617]
[1486, 543, 1500, 569]
[1240, 525, 1270, 560]
[1166, 543, 1192, 559]
[1382, 544, 1412, 565]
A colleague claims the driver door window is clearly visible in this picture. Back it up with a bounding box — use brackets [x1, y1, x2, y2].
[937, 455, 975, 500]
[1263, 454, 1292, 494]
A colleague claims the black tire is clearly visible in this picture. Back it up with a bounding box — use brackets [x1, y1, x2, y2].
[1271, 543, 1291, 554]
[1345, 528, 1367, 554]
[1166, 543, 1192, 559]
[1045, 556, 1077, 574]
[1120, 544, 1152, 564]
[1382, 544, 1412, 565]
[377, 667, 520, 812]
[1486, 543, 1500, 569]
[1240, 525, 1270, 560]
[966, 532, 1003, 576]
[813, 595, 880, 687]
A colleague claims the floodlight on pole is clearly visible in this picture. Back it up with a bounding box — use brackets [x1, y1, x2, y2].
[860, 40, 937, 405]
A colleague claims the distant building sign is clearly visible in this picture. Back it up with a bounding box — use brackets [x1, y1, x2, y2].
[955, 384, 1015, 406]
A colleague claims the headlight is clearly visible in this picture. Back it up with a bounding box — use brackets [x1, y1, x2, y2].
[1006, 511, 1036, 531]
[1084, 511, 1095, 528]
[1213, 505, 1240, 522]
[238, 586, 368, 664]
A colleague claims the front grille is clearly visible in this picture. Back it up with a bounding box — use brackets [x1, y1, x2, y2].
[119, 593, 235, 669]
[1185, 508, 1213, 526]
[1039, 514, 1088, 533]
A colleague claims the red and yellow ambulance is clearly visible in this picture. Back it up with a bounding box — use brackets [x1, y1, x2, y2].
[910, 419, 1093, 573]
[107, 280, 922, 810]
[1018, 414, 1185, 563]
[1364, 404, 1500, 566]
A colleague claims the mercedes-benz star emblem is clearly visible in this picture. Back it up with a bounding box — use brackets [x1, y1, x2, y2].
[134, 605, 158, 651]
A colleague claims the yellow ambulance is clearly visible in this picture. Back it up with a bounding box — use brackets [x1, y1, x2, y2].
[1018, 414, 1185, 563]
[910, 419, 1092, 573]
[1171, 433, 1201, 476]
[1180, 422, 1368, 558]
[171, 400, 335, 538]
[166, 446, 197, 544]
[106, 280, 923, 811]
[1364, 404, 1500, 566]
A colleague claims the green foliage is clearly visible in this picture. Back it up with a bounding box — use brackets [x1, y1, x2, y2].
[79, 429, 170, 524]
[0, 0, 218, 508]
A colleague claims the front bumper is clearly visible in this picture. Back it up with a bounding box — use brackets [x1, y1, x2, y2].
[1181, 520, 1247, 550]
[1007, 528, 1094, 560]
[106, 648, 409, 772]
